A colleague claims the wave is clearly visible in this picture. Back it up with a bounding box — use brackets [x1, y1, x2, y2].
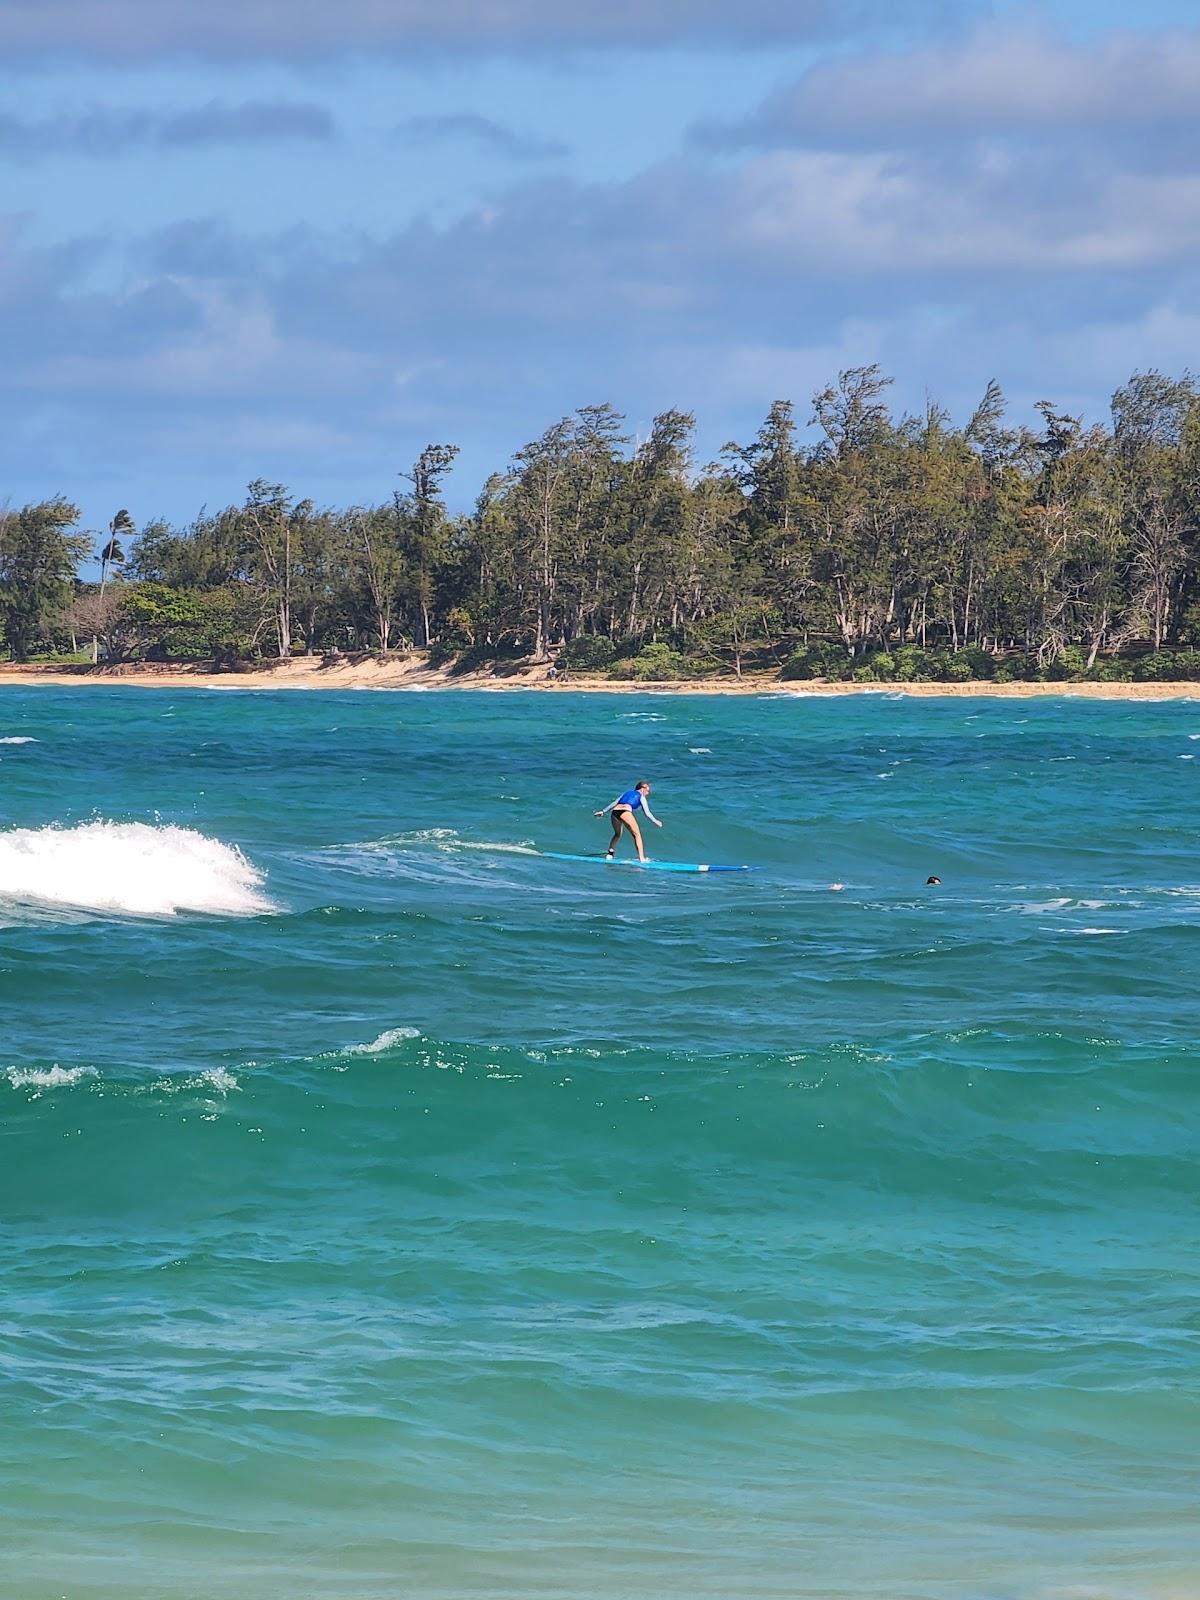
[137, 1066, 242, 1096]
[5, 1064, 96, 1095]
[0, 735, 37, 744]
[6, 1024, 1192, 1219]
[330, 1026, 421, 1058]
[321, 831, 540, 877]
[0, 822, 272, 918]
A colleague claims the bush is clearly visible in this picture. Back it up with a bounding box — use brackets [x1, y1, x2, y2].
[608, 641, 697, 681]
[784, 641, 1001, 683]
[1086, 657, 1134, 682]
[562, 635, 616, 671]
[141, 584, 259, 660]
[889, 645, 928, 680]
[992, 653, 1040, 682]
[862, 651, 896, 680]
[845, 644, 999, 683]
[781, 642, 853, 680]
[955, 645, 996, 680]
[1134, 650, 1200, 682]
[1042, 644, 1088, 681]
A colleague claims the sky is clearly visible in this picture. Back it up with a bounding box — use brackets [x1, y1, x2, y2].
[2, 0, 1199, 542]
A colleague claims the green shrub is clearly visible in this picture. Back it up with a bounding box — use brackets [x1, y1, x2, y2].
[1134, 650, 1200, 682]
[1042, 644, 1088, 681]
[781, 642, 853, 680]
[955, 645, 995, 680]
[941, 652, 977, 682]
[889, 645, 925, 680]
[862, 651, 896, 680]
[563, 635, 616, 671]
[1086, 657, 1134, 681]
[861, 644, 997, 682]
[992, 653, 1039, 681]
[138, 584, 258, 660]
[609, 642, 697, 681]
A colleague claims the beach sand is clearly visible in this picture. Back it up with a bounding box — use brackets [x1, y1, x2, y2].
[0, 654, 1196, 697]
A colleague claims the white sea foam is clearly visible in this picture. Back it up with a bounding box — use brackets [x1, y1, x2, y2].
[6, 1064, 96, 1093]
[0, 822, 272, 917]
[331, 831, 537, 859]
[457, 839, 539, 856]
[359, 682, 433, 692]
[141, 1066, 241, 1096]
[0, 736, 37, 744]
[340, 1027, 421, 1056]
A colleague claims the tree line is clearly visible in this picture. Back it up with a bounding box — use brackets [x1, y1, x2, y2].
[3, 367, 1199, 680]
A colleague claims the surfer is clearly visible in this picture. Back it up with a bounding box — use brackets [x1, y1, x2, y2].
[595, 781, 662, 863]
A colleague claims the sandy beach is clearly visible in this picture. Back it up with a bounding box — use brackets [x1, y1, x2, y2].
[0, 655, 1197, 698]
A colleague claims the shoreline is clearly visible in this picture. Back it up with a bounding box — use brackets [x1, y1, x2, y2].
[0, 657, 1196, 699]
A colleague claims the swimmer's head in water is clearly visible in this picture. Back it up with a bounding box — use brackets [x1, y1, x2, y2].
[926, 875, 941, 885]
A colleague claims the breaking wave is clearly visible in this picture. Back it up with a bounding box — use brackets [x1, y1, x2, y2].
[0, 822, 272, 918]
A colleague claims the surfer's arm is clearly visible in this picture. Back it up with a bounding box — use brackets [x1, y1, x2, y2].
[641, 803, 662, 827]
[594, 797, 620, 817]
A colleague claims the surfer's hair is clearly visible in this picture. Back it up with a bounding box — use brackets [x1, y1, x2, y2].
[636, 780, 650, 790]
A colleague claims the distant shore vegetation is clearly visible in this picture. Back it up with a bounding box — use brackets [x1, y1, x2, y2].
[3, 367, 1200, 683]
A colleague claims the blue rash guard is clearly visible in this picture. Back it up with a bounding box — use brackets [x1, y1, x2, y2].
[615, 789, 644, 811]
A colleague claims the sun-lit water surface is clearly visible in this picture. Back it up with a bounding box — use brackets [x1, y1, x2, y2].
[2, 686, 1197, 1600]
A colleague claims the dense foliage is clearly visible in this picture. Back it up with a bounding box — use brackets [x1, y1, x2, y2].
[4, 368, 1200, 677]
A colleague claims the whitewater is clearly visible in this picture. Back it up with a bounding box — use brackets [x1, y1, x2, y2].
[0, 819, 271, 917]
[2, 686, 1198, 1600]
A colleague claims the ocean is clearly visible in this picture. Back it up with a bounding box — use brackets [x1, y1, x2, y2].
[2, 686, 1197, 1600]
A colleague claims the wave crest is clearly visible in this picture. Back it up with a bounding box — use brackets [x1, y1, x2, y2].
[6, 1065, 96, 1094]
[0, 822, 272, 917]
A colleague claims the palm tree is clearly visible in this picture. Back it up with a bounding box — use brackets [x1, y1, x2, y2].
[93, 509, 134, 663]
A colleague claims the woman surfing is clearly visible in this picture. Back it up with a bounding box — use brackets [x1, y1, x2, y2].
[594, 781, 662, 863]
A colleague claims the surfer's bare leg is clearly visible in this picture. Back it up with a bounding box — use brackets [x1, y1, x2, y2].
[625, 815, 647, 862]
[607, 812, 623, 857]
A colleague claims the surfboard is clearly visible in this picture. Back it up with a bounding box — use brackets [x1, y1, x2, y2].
[539, 851, 755, 874]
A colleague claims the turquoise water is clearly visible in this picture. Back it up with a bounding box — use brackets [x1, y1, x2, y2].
[2, 687, 1197, 1600]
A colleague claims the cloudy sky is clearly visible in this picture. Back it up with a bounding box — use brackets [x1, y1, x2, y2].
[2, 0, 1198, 535]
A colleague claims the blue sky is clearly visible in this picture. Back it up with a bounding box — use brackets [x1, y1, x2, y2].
[2, 0, 1198, 542]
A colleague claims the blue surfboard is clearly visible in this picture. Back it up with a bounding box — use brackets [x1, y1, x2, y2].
[540, 851, 755, 874]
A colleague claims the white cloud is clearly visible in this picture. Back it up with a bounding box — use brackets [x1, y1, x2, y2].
[729, 149, 1200, 272]
[16, 275, 378, 401]
[713, 22, 1200, 144]
[3, 19, 1199, 516]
